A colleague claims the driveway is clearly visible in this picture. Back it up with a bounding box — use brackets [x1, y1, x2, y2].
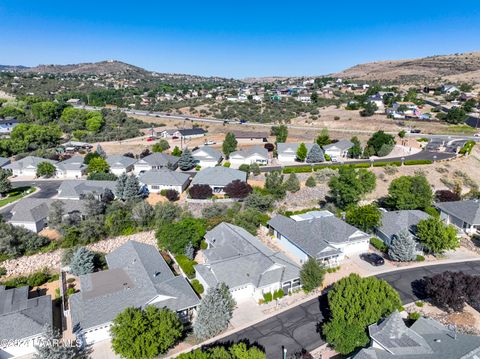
[218, 260, 480, 358]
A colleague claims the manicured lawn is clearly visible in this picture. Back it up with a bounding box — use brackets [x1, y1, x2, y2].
[0, 186, 35, 208]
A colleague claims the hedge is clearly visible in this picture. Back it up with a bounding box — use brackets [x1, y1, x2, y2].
[283, 166, 312, 174]
[370, 237, 387, 253]
[404, 159, 433, 165]
[190, 279, 204, 295]
[1, 270, 57, 288]
[373, 161, 401, 167]
[175, 255, 197, 278]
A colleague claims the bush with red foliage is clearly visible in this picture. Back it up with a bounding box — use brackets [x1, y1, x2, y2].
[224, 180, 253, 199]
[435, 190, 461, 203]
[189, 184, 213, 199]
[165, 189, 179, 202]
[264, 143, 275, 152]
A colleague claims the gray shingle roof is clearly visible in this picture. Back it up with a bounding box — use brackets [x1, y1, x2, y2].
[57, 180, 116, 199]
[139, 169, 190, 186]
[106, 155, 137, 169]
[55, 156, 86, 171]
[435, 200, 480, 225]
[192, 146, 223, 162]
[136, 153, 180, 167]
[0, 157, 10, 168]
[69, 241, 200, 332]
[323, 139, 354, 151]
[195, 223, 300, 289]
[0, 285, 52, 341]
[377, 210, 430, 240]
[277, 142, 314, 155]
[9, 198, 86, 222]
[230, 146, 268, 159]
[4, 156, 57, 170]
[353, 311, 480, 358]
[267, 211, 369, 259]
[191, 167, 247, 187]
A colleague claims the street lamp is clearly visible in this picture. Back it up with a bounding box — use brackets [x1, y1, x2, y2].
[401, 157, 405, 166]
[433, 155, 437, 162]
[370, 158, 374, 168]
[283, 347, 287, 359]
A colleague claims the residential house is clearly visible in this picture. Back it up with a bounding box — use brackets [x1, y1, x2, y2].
[9, 198, 86, 232]
[190, 167, 247, 194]
[229, 146, 269, 168]
[353, 311, 480, 359]
[192, 146, 223, 168]
[323, 140, 354, 161]
[435, 200, 480, 235]
[231, 131, 269, 143]
[391, 102, 419, 117]
[195, 223, 301, 301]
[133, 153, 179, 175]
[277, 142, 315, 163]
[0, 157, 10, 168]
[57, 180, 116, 200]
[0, 118, 19, 135]
[441, 84, 460, 95]
[69, 241, 200, 345]
[267, 210, 370, 267]
[55, 156, 86, 179]
[60, 141, 93, 153]
[160, 128, 207, 139]
[4, 156, 57, 177]
[376, 210, 430, 246]
[0, 286, 52, 359]
[139, 169, 190, 194]
[297, 94, 311, 103]
[106, 155, 136, 175]
[368, 93, 385, 112]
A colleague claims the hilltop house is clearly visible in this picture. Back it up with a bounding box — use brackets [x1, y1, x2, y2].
[376, 210, 430, 246]
[229, 146, 269, 167]
[192, 146, 223, 168]
[69, 241, 200, 345]
[57, 180, 116, 200]
[55, 156, 86, 179]
[277, 142, 315, 163]
[4, 156, 57, 177]
[8, 198, 86, 232]
[106, 155, 136, 175]
[0, 118, 19, 135]
[190, 167, 247, 194]
[139, 169, 190, 193]
[323, 140, 354, 161]
[0, 286, 52, 359]
[195, 223, 301, 301]
[231, 131, 269, 144]
[435, 200, 480, 235]
[353, 311, 480, 359]
[133, 153, 179, 174]
[159, 128, 207, 139]
[267, 210, 370, 267]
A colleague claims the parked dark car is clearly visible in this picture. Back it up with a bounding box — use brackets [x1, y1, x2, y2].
[360, 253, 385, 266]
[411, 129, 422, 133]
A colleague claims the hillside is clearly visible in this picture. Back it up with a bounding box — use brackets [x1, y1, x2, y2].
[332, 52, 480, 84]
[21, 60, 149, 76]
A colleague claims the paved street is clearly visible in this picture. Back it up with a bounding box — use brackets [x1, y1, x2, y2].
[218, 261, 480, 358]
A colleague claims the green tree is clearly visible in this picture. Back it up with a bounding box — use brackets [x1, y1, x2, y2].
[264, 171, 286, 199]
[36, 161, 56, 178]
[171, 146, 182, 156]
[445, 107, 468, 124]
[152, 139, 170, 152]
[110, 306, 183, 359]
[386, 175, 433, 210]
[328, 166, 376, 209]
[154, 202, 183, 228]
[69, 247, 95, 276]
[123, 175, 142, 201]
[95, 144, 107, 158]
[315, 128, 331, 147]
[306, 143, 324, 163]
[114, 173, 128, 199]
[388, 230, 417, 261]
[398, 130, 406, 138]
[345, 204, 381, 233]
[305, 175, 317, 187]
[365, 131, 395, 156]
[48, 200, 65, 229]
[30, 101, 65, 124]
[284, 173, 300, 193]
[85, 112, 104, 132]
[177, 343, 265, 359]
[300, 258, 325, 293]
[416, 217, 459, 254]
[296, 143, 308, 162]
[87, 157, 109, 174]
[0, 169, 12, 195]
[271, 125, 288, 143]
[156, 218, 206, 255]
[83, 152, 101, 164]
[244, 192, 275, 212]
[34, 324, 87, 359]
[360, 101, 377, 117]
[323, 274, 402, 354]
[178, 148, 197, 170]
[348, 136, 362, 158]
[222, 132, 238, 158]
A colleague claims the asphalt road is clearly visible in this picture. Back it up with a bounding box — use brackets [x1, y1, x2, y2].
[218, 261, 480, 358]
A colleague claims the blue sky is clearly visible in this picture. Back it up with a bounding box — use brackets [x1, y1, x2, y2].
[1, 1, 479, 78]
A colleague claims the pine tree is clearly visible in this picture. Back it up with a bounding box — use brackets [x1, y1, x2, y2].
[178, 148, 197, 170]
[69, 247, 95, 276]
[0, 169, 11, 196]
[284, 173, 300, 193]
[123, 175, 141, 201]
[95, 144, 106, 158]
[171, 146, 182, 156]
[306, 143, 324, 163]
[305, 176, 317, 187]
[193, 283, 236, 340]
[48, 200, 65, 229]
[296, 143, 308, 162]
[222, 133, 238, 158]
[388, 230, 417, 262]
[34, 324, 86, 359]
[115, 173, 128, 199]
[184, 242, 194, 260]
